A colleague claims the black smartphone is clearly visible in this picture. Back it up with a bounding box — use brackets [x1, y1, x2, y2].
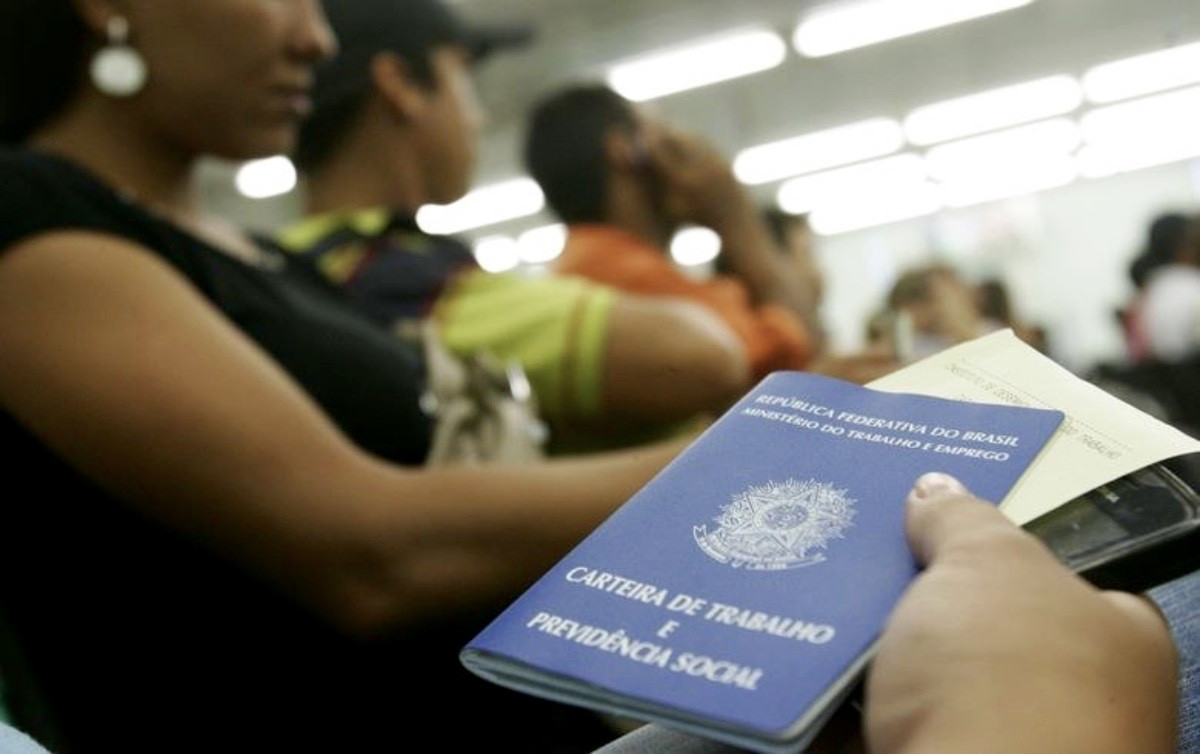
[1025, 461, 1200, 592]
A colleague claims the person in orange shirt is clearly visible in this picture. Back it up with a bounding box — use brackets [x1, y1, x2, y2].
[557, 220, 816, 379]
[524, 84, 821, 381]
[524, 84, 897, 384]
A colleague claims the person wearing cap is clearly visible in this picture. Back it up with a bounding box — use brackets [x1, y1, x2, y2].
[276, 0, 753, 454]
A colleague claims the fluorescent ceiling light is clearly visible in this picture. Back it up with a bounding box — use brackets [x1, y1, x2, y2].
[1079, 86, 1200, 145]
[904, 75, 1082, 146]
[1083, 41, 1200, 104]
[517, 224, 566, 265]
[808, 185, 941, 235]
[1077, 138, 1200, 178]
[473, 236, 520, 274]
[794, 0, 1036, 58]
[939, 155, 1077, 207]
[1077, 87, 1200, 177]
[777, 153, 929, 215]
[607, 29, 786, 102]
[733, 118, 904, 185]
[669, 226, 722, 267]
[778, 153, 939, 234]
[924, 118, 1081, 181]
[235, 156, 296, 199]
[416, 178, 544, 236]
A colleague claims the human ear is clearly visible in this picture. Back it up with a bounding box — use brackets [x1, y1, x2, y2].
[74, 0, 125, 36]
[369, 51, 428, 122]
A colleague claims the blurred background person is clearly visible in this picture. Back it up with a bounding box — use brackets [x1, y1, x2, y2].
[715, 207, 829, 348]
[525, 83, 898, 388]
[525, 83, 821, 378]
[756, 206, 903, 382]
[280, 0, 750, 455]
[1088, 211, 1200, 487]
[1119, 211, 1194, 364]
[716, 207, 827, 347]
[883, 262, 1002, 360]
[1137, 212, 1200, 364]
[975, 276, 1049, 353]
[763, 208, 826, 340]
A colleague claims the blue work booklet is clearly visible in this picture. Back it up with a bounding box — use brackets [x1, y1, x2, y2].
[461, 371, 1064, 754]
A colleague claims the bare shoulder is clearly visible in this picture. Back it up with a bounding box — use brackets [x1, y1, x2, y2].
[0, 229, 231, 389]
[0, 227, 195, 305]
[0, 227, 351, 500]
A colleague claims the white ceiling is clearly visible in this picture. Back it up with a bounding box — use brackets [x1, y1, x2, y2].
[211, 0, 1200, 234]
[465, 0, 1198, 181]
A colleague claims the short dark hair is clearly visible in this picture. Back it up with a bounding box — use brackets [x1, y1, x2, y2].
[523, 84, 638, 224]
[887, 263, 956, 310]
[761, 207, 810, 247]
[976, 278, 1013, 323]
[1129, 211, 1191, 288]
[0, 0, 90, 144]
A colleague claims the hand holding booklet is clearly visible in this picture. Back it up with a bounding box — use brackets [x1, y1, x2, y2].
[460, 331, 1200, 754]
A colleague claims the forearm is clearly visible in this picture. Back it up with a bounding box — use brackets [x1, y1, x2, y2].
[335, 437, 690, 636]
[650, 126, 817, 322]
[0, 233, 687, 643]
[709, 199, 820, 331]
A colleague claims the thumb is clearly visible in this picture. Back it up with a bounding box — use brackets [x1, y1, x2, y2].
[904, 472, 1018, 567]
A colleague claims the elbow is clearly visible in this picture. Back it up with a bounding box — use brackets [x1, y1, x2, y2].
[280, 531, 419, 641]
[327, 588, 410, 643]
[598, 295, 752, 423]
[313, 538, 516, 642]
[649, 302, 752, 412]
[306, 561, 409, 642]
[678, 327, 751, 409]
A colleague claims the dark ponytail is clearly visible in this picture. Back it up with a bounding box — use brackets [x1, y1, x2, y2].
[0, 0, 90, 144]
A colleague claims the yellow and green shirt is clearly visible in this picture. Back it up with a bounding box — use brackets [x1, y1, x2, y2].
[276, 208, 615, 422]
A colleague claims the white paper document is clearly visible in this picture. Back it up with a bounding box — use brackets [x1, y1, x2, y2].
[869, 330, 1200, 524]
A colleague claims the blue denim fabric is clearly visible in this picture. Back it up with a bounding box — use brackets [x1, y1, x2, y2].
[1149, 568, 1200, 753]
[0, 721, 50, 754]
[593, 724, 741, 753]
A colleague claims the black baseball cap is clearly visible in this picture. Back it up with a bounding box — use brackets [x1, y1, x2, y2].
[314, 0, 535, 105]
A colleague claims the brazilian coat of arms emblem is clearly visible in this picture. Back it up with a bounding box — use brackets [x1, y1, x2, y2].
[693, 478, 856, 570]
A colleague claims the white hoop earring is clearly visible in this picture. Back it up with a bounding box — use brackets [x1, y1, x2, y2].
[89, 16, 147, 97]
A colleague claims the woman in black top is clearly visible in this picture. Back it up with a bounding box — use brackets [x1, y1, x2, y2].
[0, 3, 1179, 754]
[0, 2, 685, 751]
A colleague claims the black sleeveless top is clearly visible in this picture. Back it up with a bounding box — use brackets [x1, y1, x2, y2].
[0, 151, 616, 753]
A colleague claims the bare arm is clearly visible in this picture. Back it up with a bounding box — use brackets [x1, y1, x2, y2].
[0, 232, 687, 638]
[598, 293, 750, 422]
[650, 126, 820, 329]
